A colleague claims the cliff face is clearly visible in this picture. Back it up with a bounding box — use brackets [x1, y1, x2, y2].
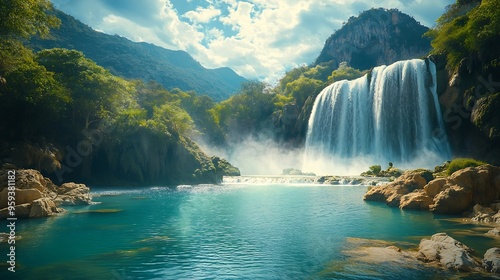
[315, 8, 431, 70]
[434, 55, 500, 165]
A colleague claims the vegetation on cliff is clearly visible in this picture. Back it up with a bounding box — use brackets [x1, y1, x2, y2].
[427, 0, 500, 164]
[0, 0, 239, 185]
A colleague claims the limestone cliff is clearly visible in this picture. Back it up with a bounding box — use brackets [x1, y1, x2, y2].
[315, 8, 431, 70]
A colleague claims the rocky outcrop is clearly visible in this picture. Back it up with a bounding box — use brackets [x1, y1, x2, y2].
[417, 233, 481, 271]
[363, 169, 433, 207]
[429, 165, 500, 214]
[315, 8, 431, 70]
[53, 183, 92, 205]
[483, 248, 500, 274]
[0, 166, 92, 218]
[365, 164, 500, 215]
[399, 190, 434, 210]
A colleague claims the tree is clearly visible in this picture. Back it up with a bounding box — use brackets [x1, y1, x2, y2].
[426, 0, 500, 70]
[36, 48, 130, 131]
[0, 0, 60, 39]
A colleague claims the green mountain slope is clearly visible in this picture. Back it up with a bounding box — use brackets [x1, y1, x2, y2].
[29, 10, 247, 101]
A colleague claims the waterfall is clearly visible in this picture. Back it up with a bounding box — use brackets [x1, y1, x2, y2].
[303, 59, 451, 175]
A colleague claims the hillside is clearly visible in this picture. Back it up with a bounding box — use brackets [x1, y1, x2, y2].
[29, 10, 247, 101]
[315, 8, 431, 70]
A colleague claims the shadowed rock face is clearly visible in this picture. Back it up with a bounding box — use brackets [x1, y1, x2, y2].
[0, 167, 92, 219]
[483, 248, 500, 273]
[315, 8, 431, 70]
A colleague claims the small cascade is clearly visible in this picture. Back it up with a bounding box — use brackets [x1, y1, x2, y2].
[303, 59, 450, 175]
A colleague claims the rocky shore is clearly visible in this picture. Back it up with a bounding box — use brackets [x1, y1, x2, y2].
[344, 233, 500, 275]
[0, 164, 92, 219]
[363, 164, 500, 215]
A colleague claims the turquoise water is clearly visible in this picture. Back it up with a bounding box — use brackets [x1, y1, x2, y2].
[1, 183, 499, 279]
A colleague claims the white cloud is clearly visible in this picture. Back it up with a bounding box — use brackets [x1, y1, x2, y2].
[183, 6, 222, 23]
[51, 0, 455, 83]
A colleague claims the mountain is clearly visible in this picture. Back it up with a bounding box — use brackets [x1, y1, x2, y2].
[29, 10, 247, 101]
[315, 8, 431, 70]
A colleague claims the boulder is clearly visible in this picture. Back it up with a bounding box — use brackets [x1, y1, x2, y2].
[399, 190, 434, 210]
[483, 248, 500, 273]
[469, 204, 496, 223]
[0, 167, 91, 218]
[0, 188, 43, 208]
[0, 203, 31, 219]
[487, 227, 500, 237]
[430, 185, 473, 214]
[29, 198, 63, 218]
[430, 165, 500, 214]
[54, 183, 92, 205]
[363, 170, 432, 207]
[424, 178, 447, 198]
[417, 233, 481, 271]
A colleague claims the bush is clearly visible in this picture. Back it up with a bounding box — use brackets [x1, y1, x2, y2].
[446, 158, 486, 175]
[369, 165, 382, 175]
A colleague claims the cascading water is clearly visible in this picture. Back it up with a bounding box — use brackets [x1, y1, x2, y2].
[303, 59, 451, 175]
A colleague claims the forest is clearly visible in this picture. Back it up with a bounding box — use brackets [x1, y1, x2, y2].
[1, 0, 499, 184]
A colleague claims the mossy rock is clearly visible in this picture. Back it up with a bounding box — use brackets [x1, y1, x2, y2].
[446, 158, 486, 176]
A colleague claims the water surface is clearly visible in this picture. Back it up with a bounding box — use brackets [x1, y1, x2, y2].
[1, 183, 497, 279]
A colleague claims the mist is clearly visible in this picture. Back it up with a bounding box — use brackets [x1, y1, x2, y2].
[197, 136, 306, 176]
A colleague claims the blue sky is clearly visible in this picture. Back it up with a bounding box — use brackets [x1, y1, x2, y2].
[50, 0, 455, 82]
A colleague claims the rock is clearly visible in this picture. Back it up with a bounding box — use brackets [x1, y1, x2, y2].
[430, 185, 473, 214]
[54, 183, 92, 205]
[491, 202, 500, 211]
[469, 204, 496, 223]
[0, 188, 43, 208]
[417, 233, 481, 271]
[483, 248, 500, 273]
[487, 227, 500, 236]
[424, 178, 447, 198]
[0, 167, 91, 218]
[363, 170, 432, 207]
[0, 203, 31, 219]
[399, 190, 434, 210]
[430, 165, 500, 214]
[29, 198, 63, 218]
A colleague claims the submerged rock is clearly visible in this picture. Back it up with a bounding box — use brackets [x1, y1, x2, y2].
[417, 233, 481, 271]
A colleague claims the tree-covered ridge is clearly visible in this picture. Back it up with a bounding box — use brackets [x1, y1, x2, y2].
[426, 0, 500, 71]
[29, 9, 247, 102]
[0, 0, 239, 185]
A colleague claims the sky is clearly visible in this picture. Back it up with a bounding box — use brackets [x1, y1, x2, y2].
[50, 0, 455, 83]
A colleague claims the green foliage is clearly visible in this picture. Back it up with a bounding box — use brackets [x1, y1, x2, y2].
[328, 62, 366, 83]
[446, 158, 486, 175]
[426, 0, 500, 70]
[370, 165, 382, 175]
[0, 0, 60, 39]
[210, 81, 275, 140]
